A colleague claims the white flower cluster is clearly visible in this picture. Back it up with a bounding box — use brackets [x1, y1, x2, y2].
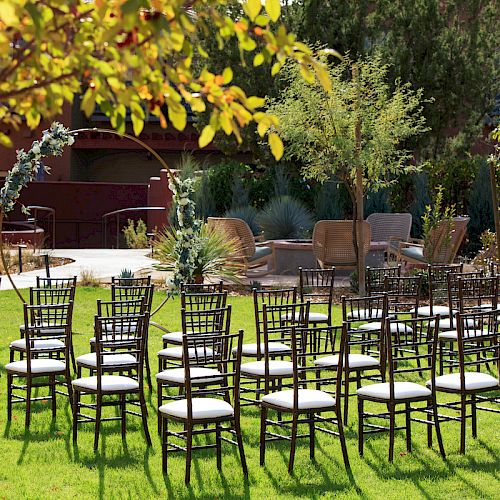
[0, 122, 75, 214]
[168, 177, 203, 289]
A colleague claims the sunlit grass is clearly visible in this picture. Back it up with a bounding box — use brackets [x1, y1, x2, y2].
[0, 288, 498, 499]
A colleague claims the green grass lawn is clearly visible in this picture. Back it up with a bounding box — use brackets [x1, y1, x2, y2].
[0, 288, 498, 499]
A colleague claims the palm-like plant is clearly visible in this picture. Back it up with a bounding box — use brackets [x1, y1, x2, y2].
[154, 223, 244, 284]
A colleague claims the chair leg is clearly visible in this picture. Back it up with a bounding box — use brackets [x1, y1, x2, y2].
[427, 400, 433, 448]
[343, 371, 350, 424]
[144, 344, 152, 392]
[66, 370, 73, 407]
[388, 403, 396, 462]
[7, 373, 13, 421]
[433, 397, 446, 458]
[216, 422, 222, 471]
[72, 390, 80, 443]
[358, 398, 364, 456]
[185, 424, 193, 485]
[405, 402, 411, 453]
[70, 339, 77, 374]
[50, 375, 57, 419]
[140, 390, 152, 446]
[25, 379, 32, 429]
[288, 413, 299, 474]
[157, 381, 163, 434]
[460, 394, 467, 454]
[94, 394, 102, 451]
[260, 406, 267, 466]
[309, 413, 315, 460]
[337, 408, 351, 470]
[121, 394, 127, 439]
[162, 416, 168, 473]
[234, 416, 248, 478]
[471, 394, 477, 439]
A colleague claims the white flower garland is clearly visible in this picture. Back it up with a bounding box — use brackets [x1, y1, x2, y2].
[168, 177, 203, 288]
[0, 122, 74, 214]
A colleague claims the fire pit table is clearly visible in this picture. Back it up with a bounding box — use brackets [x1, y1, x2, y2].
[271, 239, 317, 275]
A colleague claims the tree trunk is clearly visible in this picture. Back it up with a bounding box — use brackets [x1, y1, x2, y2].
[353, 64, 366, 296]
[489, 160, 500, 260]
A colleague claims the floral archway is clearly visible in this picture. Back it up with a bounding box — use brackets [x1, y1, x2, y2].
[0, 122, 198, 303]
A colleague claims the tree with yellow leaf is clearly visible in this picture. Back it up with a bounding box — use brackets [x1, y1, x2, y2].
[0, 0, 331, 158]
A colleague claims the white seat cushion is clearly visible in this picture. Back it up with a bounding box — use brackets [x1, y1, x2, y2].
[411, 305, 456, 317]
[72, 375, 139, 392]
[358, 321, 412, 334]
[438, 329, 489, 341]
[281, 312, 328, 323]
[241, 360, 293, 377]
[238, 342, 291, 356]
[76, 353, 137, 368]
[161, 331, 183, 343]
[6, 359, 66, 374]
[347, 308, 384, 320]
[357, 382, 431, 400]
[159, 398, 234, 420]
[10, 338, 65, 350]
[90, 334, 135, 344]
[157, 346, 214, 359]
[262, 389, 335, 410]
[427, 372, 499, 391]
[20, 324, 65, 335]
[102, 322, 138, 333]
[156, 367, 222, 385]
[314, 353, 380, 369]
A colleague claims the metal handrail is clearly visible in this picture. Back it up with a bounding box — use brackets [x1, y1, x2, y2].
[102, 206, 167, 248]
[26, 205, 56, 250]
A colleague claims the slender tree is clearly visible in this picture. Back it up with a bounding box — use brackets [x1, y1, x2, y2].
[268, 55, 429, 293]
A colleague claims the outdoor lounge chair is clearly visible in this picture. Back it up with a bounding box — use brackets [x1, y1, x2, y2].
[396, 216, 470, 266]
[367, 212, 412, 264]
[207, 217, 276, 276]
[312, 220, 371, 269]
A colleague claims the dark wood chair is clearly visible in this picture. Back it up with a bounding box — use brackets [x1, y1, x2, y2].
[111, 283, 155, 389]
[366, 265, 401, 295]
[336, 294, 389, 422]
[6, 302, 74, 428]
[156, 305, 231, 432]
[157, 306, 232, 372]
[112, 275, 152, 286]
[156, 291, 227, 348]
[357, 315, 446, 461]
[72, 313, 151, 450]
[36, 276, 77, 288]
[78, 298, 146, 377]
[428, 309, 499, 453]
[298, 267, 335, 326]
[159, 330, 247, 484]
[240, 287, 297, 360]
[439, 276, 499, 375]
[180, 281, 224, 293]
[260, 324, 350, 473]
[240, 302, 310, 406]
[11, 286, 76, 369]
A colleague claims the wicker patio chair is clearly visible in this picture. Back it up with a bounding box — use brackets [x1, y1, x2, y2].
[396, 216, 470, 266]
[367, 213, 412, 264]
[207, 217, 276, 276]
[312, 220, 371, 269]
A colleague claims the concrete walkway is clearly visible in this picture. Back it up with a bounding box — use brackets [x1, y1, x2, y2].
[0, 249, 159, 290]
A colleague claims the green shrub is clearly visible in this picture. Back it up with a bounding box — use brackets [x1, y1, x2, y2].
[195, 168, 216, 219]
[258, 195, 314, 240]
[208, 160, 247, 214]
[123, 219, 148, 249]
[314, 179, 348, 220]
[466, 159, 494, 256]
[224, 205, 261, 236]
[118, 268, 134, 279]
[364, 187, 391, 217]
[230, 173, 250, 209]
